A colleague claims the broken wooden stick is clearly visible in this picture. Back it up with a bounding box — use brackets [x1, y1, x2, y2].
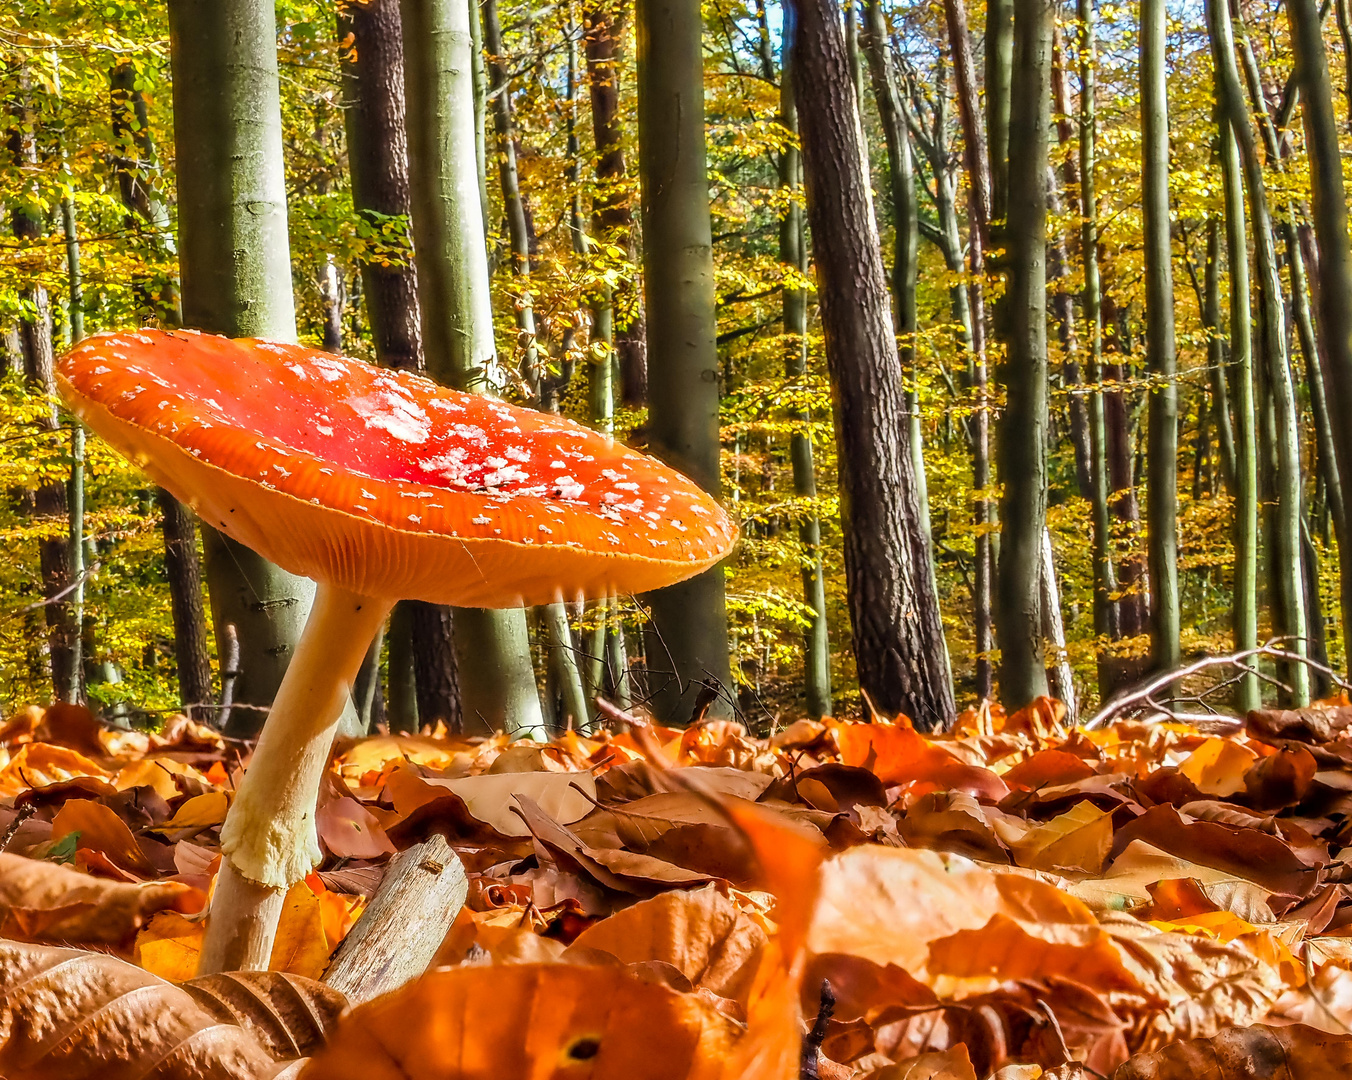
[323, 835, 468, 1006]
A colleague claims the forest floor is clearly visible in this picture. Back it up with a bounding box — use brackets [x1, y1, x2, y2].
[3, 696, 1352, 1077]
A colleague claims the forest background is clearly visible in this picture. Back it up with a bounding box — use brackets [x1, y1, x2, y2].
[1, 0, 1348, 735]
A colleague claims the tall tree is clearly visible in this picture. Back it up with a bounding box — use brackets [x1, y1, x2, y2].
[861, 0, 934, 563]
[168, 0, 321, 737]
[585, 0, 647, 406]
[775, 17, 832, 719]
[1077, 0, 1119, 653]
[789, 0, 956, 729]
[1140, 0, 1180, 675]
[985, 0, 1013, 220]
[400, 0, 546, 736]
[995, 0, 1053, 707]
[635, 0, 734, 723]
[1208, 0, 1308, 703]
[110, 60, 212, 717]
[1289, 0, 1352, 651]
[9, 69, 77, 703]
[939, 0, 995, 699]
[338, 0, 461, 730]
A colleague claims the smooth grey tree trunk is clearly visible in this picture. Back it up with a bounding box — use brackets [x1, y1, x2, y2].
[1078, 0, 1118, 652]
[1209, 8, 1261, 711]
[635, 0, 734, 723]
[1208, 0, 1308, 704]
[168, 0, 324, 736]
[1202, 219, 1238, 496]
[778, 24, 832, 720]
[1140, 0, 1180, 677]
[1289, 0, 1352, 659]
[994, 0, 1053, 708]
[939, 0, 995, 700]
[400, 0, 545, 738]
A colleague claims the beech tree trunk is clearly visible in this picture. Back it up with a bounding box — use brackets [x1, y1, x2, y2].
[789, 0, 955, 729]
[1289, 0, 1352, 655]
[1209, 0, 1308, 703]
[168, 0, 324, 737]
[1202, 219, 1238, 496]
[400, 0, 546, 737]
[778, 21, 832, 720]
[940, 0, 995, 699]
[994, 0, 1053, 708]
[1078, 0, 1118, 654]
[1141, 0, 1181, 675]
[635, 0, 733, 723]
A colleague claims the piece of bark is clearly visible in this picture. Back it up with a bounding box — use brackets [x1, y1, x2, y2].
[323, 835, 468, 1005]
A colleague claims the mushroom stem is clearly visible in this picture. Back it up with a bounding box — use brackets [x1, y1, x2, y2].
[199, 583, 392, 974]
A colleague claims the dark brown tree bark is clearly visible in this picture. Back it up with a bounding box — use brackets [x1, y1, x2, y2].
[10, 77, 77, 702]
[339, 0, 423, 372]
[111, 58, 213, 718]
[788, 0, 955, 729]
[585, 0, 647, 406]
[158, 489, 213, 716]
[341, 0, 459, 720]
[1102, 296, 1149, 641]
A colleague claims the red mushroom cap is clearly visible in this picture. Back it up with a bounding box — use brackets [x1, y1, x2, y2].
[57, 330, 737, 607]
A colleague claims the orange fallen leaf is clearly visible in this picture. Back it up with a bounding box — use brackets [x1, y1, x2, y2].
[51, 798, 155, 876]
[298, 963, 740, 1080]
[0, 742, 111, 797]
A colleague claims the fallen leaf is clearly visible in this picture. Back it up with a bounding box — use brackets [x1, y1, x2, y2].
[568, 885, 767, 1004]
[297, 963, 741, 1079]
[153, 790, 231, 833]
[185, 970, 347, 1059]
[317, 796, 396, 859]
[0, 939, 300, 1078]
[1009, 800, 1114, 874]
[387, 765, 596, 837]
[0, 852, 195, 951]
[51, 798, 155, 875]
[1111, 1023, 1352, 1079]
[0, 743, 111, 797]
[867, 1045, 979, 1080]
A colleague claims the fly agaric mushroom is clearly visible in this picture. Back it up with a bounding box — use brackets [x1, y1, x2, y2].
[56, 328, 736, 971]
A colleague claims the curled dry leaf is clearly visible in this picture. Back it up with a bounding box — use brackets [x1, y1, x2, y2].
[567, 885, 767, 1005]
[0, 939, 297, 1079]
[1110, 1022, 1352, 1079]
[184, 970, 347, 1059]
[0, 852, 197, 952]
[298, 964, 741, 1080]
[385, 764, 597, 837]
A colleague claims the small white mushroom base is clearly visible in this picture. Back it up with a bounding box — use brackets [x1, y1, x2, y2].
[199, 584, 391, 974]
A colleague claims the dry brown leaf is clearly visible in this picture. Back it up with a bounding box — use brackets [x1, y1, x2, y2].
[387, 765, 596, 836]
[864, 1045, 979, 1080]
[0, 939, 297, 1078]
[568, 885, 767, 1004]
[184, 970, 347, 1059]
[1110, 1023, 1352, 1079]
[0, 852, 196, 951]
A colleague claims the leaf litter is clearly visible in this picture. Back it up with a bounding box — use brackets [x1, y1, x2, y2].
[3, 696, 1352, 1076]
